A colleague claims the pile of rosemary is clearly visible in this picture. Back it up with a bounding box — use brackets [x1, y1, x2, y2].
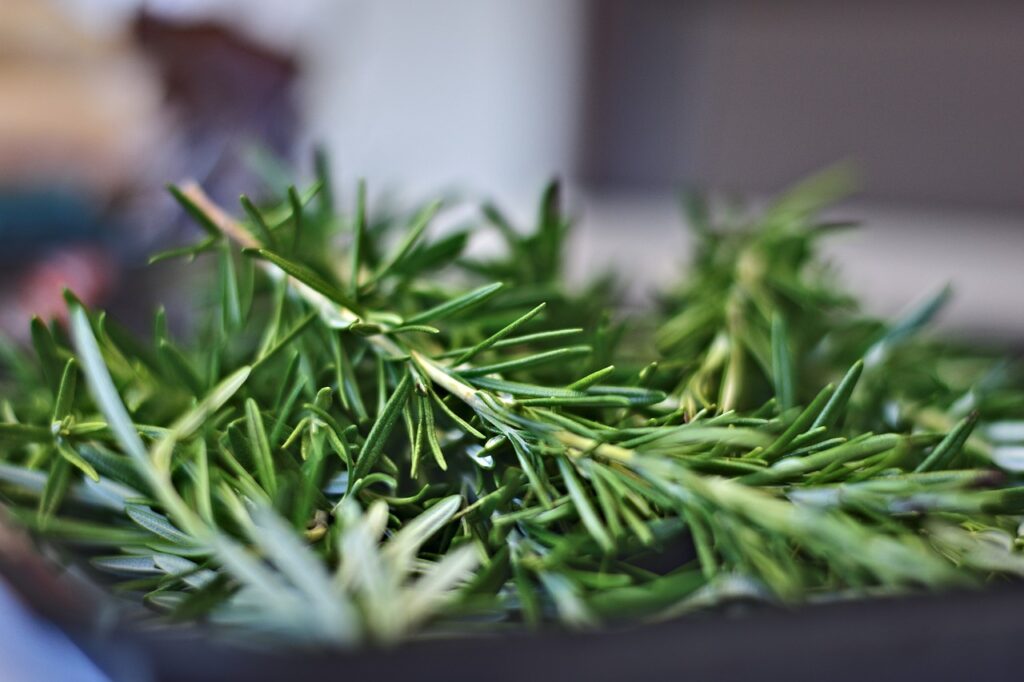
[1, 164, 1023, 645]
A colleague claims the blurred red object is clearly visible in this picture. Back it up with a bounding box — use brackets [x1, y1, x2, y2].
[0, 248, 115, 338]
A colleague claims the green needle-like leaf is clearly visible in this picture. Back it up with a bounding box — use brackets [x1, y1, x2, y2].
[370, 200, 442, 285]
[247, 248, 361, 312]
[168, 183, 223, 238]
[459, 345, 590, 378]
[916, 412, 980, 472]
[351, 373, 413, 482]
[770, 315, 795, 411]
[405, 282, 504, 325]
[810, 360, 864, 432]
[451, 302, 546, 365]
[245, 399, 278, 496]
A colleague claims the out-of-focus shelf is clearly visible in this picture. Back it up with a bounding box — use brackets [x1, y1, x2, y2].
[570, 193, 1024, 345]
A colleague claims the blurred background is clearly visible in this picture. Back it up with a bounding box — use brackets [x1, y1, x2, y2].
[2, 1, 1023, 678]
[3, 0, 1023, 345]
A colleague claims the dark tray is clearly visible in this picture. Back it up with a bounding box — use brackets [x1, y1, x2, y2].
[4, 508, 1024, 682]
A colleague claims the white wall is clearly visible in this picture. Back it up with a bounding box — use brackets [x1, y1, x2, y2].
[298, 0, 586, 206]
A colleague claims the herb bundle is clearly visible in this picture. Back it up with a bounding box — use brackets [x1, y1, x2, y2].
[1, 164, 1023, 645]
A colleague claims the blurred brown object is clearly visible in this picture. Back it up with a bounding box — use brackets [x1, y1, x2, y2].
[135, 12, 297, 135]
[133, 11, 299, 198]
[0, 0, 166, 194]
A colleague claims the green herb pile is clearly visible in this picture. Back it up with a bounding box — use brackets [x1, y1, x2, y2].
[1, 164, 1023, 644]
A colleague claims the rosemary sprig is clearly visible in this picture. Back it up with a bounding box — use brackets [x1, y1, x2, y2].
[0, 162, 1023, 645]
